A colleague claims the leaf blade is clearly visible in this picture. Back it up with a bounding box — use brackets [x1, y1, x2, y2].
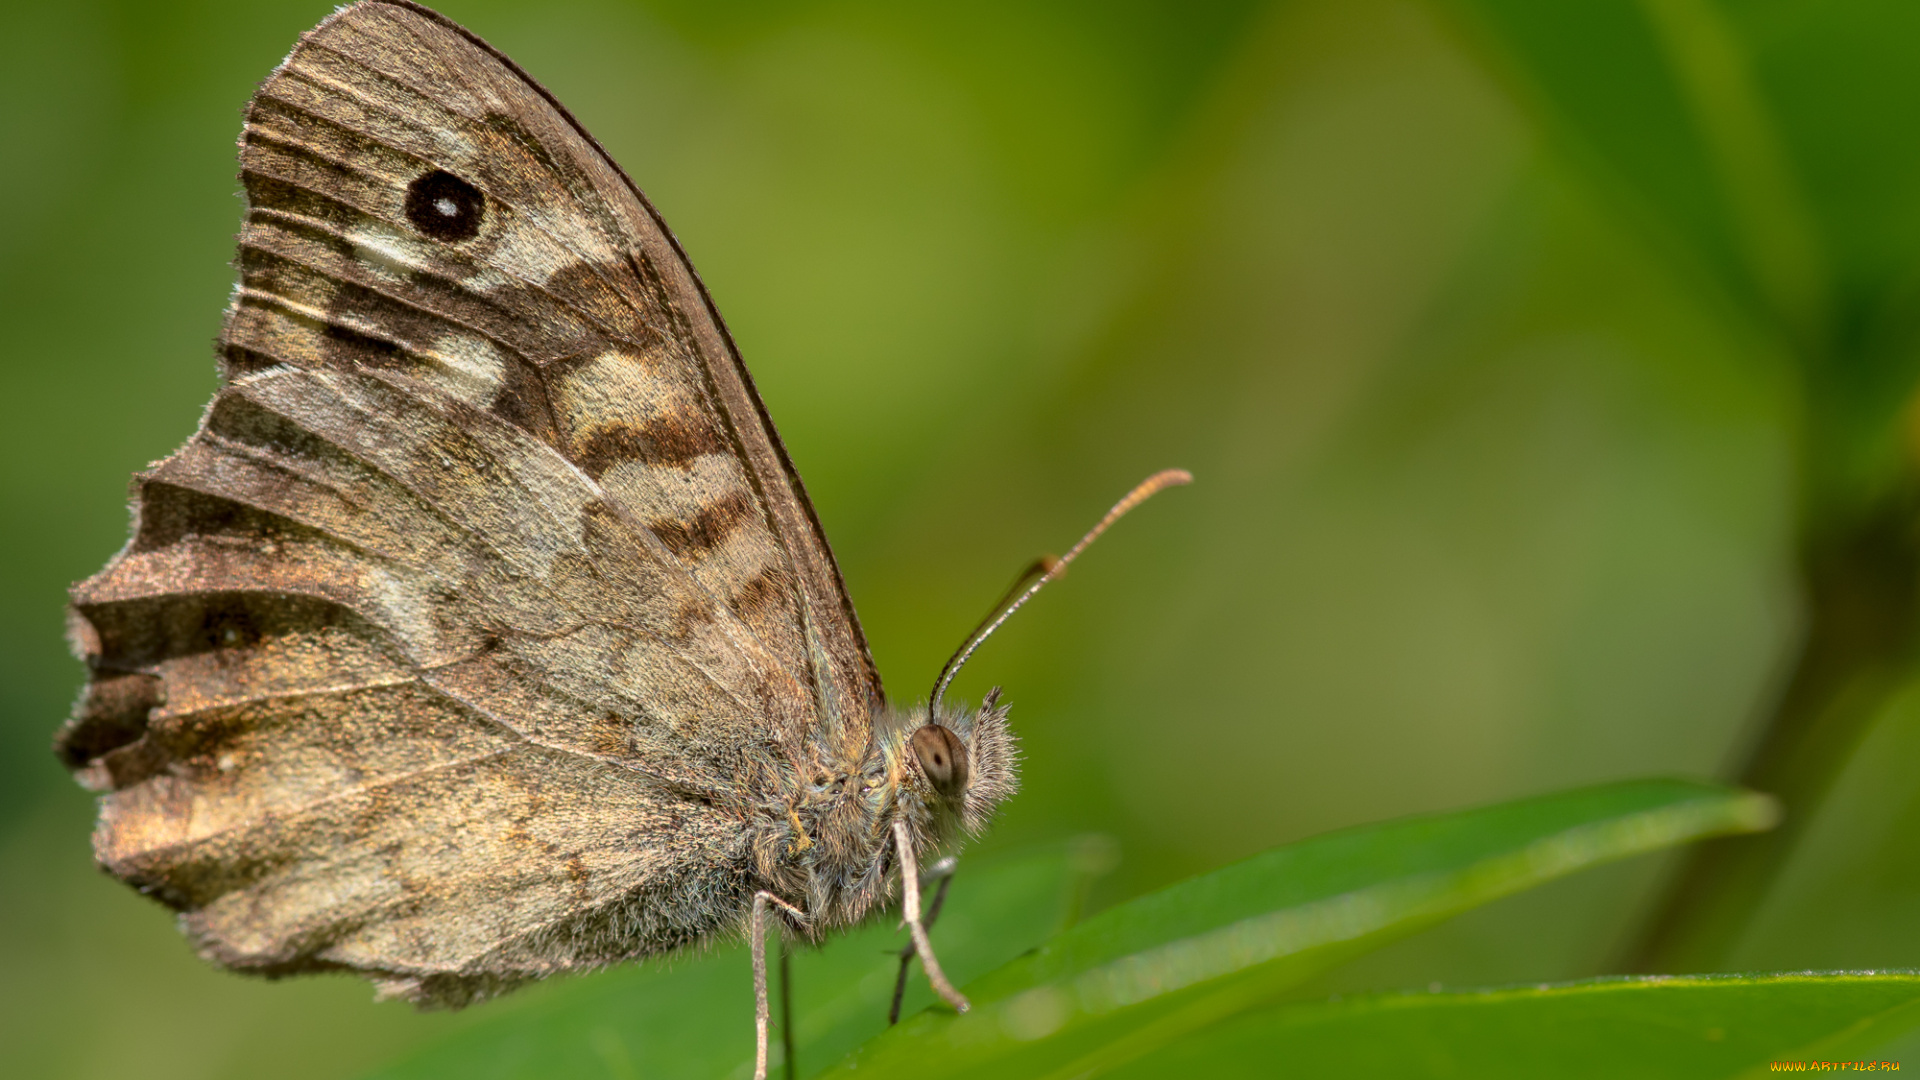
[826, 779, 1777, 1078]
[1110, 972, 1920, 1079]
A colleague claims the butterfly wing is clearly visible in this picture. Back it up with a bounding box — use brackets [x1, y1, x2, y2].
[225, 0, 881, 720]
[56, 0, 877, 1005]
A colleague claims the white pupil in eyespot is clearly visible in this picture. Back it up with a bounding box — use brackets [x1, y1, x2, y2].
[434, 197, 460, 217]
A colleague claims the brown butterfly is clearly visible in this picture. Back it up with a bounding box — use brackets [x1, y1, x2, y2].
[52, 2, 1186, 1074]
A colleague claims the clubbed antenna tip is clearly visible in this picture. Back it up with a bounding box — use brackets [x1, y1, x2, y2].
[929, 469, 1192, 711]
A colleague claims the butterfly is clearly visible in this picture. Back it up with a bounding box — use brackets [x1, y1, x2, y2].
[52, 2, 1186, 1074]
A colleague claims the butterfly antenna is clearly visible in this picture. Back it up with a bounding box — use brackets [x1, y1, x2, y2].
[928, 469, 1192, 712]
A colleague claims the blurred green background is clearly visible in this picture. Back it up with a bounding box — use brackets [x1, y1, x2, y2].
[6, 0, 1920, 1076]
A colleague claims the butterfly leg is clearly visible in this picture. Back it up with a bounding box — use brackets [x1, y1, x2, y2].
[752, 890, 804, 1080]
[888, 856, 957, 1024]
[891, 820, 970, 1014]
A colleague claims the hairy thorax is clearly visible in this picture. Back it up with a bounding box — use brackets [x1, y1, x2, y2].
[754, 693, 1018, 933]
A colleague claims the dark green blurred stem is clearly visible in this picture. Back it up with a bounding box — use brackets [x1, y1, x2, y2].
[1630, 491, 1920, 972]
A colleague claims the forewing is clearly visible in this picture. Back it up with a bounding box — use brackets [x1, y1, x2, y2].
[222, 0, 880, 718]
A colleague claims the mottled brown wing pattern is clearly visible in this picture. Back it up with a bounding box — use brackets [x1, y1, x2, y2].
[55, 0, 880, 1004]
[64, 365, 779, 1002]
[222, 0, 874, 714]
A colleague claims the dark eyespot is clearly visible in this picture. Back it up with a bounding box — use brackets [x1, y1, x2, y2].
[404, 169, 485, 242]
[910, 724, 969, 799]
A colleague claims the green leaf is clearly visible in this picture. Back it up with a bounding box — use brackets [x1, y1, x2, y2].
[824, 779, 1776, 1079]
[363, 842, 1096, 1080]
[1108, 972, 1920, 1078]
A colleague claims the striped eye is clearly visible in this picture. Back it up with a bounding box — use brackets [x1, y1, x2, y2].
[910, 724, 969, 798]
[404, 169, 485, 241]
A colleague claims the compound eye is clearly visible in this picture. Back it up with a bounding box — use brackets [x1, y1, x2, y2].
[910, 724, 970, 799]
